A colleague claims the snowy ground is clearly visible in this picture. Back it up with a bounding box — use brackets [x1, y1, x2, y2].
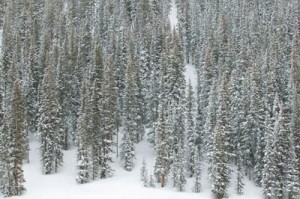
[169, 0, 178, 29]
[5, 135, 263, 199]
[185, 64, 197, 92]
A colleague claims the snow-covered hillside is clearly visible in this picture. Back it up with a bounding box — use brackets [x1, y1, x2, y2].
[169, 0, 178, 29]
[185, 64, 197, 92]
[7, 134, 262, 199]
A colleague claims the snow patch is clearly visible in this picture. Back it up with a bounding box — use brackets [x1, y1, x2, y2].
[185, 64, 197, 92]
[169, 0, 178, 29]
[3, 135, 264, 199]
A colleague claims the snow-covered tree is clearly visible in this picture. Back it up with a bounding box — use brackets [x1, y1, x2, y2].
[211, 121, 229, 199]
[11, 79, 29, 162]
[236, 143, 244, 195]
[100, 58, 117, 178]
[121, 55, 138, 171]
[154, 74, 169, 187]
[76, 79, 90, 184]
[149, 174, 155, 188]
[140, 157, 148, 182]
[193, 149, 201, 193]
[0, 114, 26, 196]
[38, 58, 64, 175]
[186, 80, 196, 177]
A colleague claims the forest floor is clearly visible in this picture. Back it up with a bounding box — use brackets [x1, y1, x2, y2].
[5, 133, 263, 199]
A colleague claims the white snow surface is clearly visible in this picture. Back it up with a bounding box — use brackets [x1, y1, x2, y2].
[169, 0, 178, 29]
[5, 136, 263, 199]
[185, 64, 198, 92]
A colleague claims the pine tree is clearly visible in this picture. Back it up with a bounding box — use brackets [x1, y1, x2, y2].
[289, 25, 300, 199]
[76, 144, 90, 184]
[121, 55, 138, 172]
[171, 144, 186, 192]
[236, 143, 244, 195]
[100, 58, 117, 178]
[76, 79, 90, 184]
[38, 58, 64, 175]
[211, 75, 230, 199]
[286, 137, 300, 199]
[149, 174, 155, 188]
[0, 114, 11, 197]
[249, 63, 265, 187]
[121, 126, 135, 171]
[211, 121, 229, 199]
[11, 79, 29, 163]
[57, 39, 74, 150]
[140, 158, 149, 187]
[228, 66, 243, 164]
[0, 63, 3, 124]
[205, 77, 218, 176]
[262, 116, 274, 199]
[0, 114, 26, 196]
[186, 80, 196, 177]
[154, 74, 169, 187]
[89, 80, 102, 180]
[240, 71, 253, 179]
[140, 157, 148, 182]
[273, 103, 291, 199]
[262, 98, 278, 199]
[0, 79, 29, 196]
[193, 149, 201, 193]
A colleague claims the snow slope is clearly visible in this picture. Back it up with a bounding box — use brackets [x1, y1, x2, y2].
[185, 64, 197, 92]
[9, 137, 202, 199]
[169, 0, 178, 29]
[6, 135, 263, 199]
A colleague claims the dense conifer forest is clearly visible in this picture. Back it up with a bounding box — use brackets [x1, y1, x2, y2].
[0, 0, 299, 199]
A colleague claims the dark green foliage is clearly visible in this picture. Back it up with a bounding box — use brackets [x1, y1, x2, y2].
[38, 62, 64, 175]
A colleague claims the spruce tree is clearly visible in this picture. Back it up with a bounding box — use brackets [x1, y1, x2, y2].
[140, 157, 148, 182]
[211, 121, 229, 199]
[76, 79, 90, 184]
[236, 143, 244, 195]
[290, 25, 300, 199]
[210, 75, 230, 199]
[205, 77, 218, 175]
[186, 80, 196, 177]
[121, 55, 138, 171]
[0, 114, 11, 197]
[193, 149, 201, 193]
[89, 80, 102, 179]
[0, 114, 26, 196]
[121, 126, 135, 171]
[154, 73, 169, 187]
[1, 79, 28, 196]
[11, 79, 29, 163]
[38, 59, 64, 175]
[262, 112, 275, 199]
[100, 58, 117, 178]
[273, 103, 291, 199]
[149, 174, 155, 188]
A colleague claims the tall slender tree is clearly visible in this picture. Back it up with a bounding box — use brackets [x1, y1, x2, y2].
[38, 57, 64, 175]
